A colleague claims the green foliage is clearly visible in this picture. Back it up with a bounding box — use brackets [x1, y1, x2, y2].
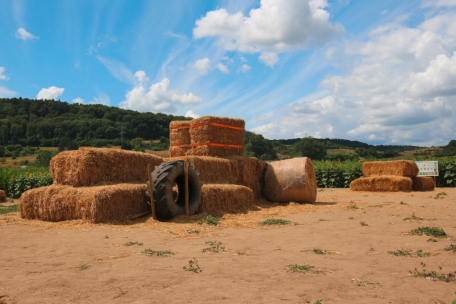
[141, 249, 175, 257]
[198, 214, 220, 226]
[259, 218, 291, 226]
[313, 160, 363, 188]
[202, 241, 226, 253]
[293, 137, 327, 160]
[0, 168, 53, 198]
[244, 131, 277, 160]
[0, 204, 19, 214]
[410, 226, 448, 238]
[183, 258, 202, 273]
[287, 264, 314, 273]
[411, 262, 456, 282]
[35, 150, 58, 167]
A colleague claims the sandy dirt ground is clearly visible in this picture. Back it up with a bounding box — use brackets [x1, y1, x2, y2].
[1, 188, 456, 304]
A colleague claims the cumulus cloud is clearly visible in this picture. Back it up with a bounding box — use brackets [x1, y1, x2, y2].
[0, 86, 17, 98]
[259, 52, 278, 67]
[216, 63, 229, 73]
[193, 0, 344, 67]
[422, 0, 456, 7]
[185, 110, 200, 119]
[15, 27, 38, 40]
[36, 86, 64, 100]
[192, 58, 211, 75]
[120, 71, 202, 113]
[97, 56, 135, 84]
[0, 67, 9, 80]
[239, 64, 251, 73]
[251, 11, 456, 145]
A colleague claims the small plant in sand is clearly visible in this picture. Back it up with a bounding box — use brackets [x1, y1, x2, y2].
[183, 258, 202, 273]
[387, 249, 431, 257]
[445, 240, 456, 253]
[187, 229, 200, 234]
[287, 264, 314, 273]
[400, 201, 407, 205]
[202, 241, 226, 253]
[0, 205, 19, 214]
[113, 287, 127, 299]
[347, 201, 359, 210]
[403, 213, 424, 221]
[427, 238, 438, 242]
[411, 227, 448, 238]
[124, 241, 143, 246]
[77, 263, 90, 270]
[313, 248, 327, 255]
[434, 191, 447, 199]
[352, 278, 379, 288]
[348, 217, 354, 220]
[141, 249, 175, 257]
[259, 218, 291, 226]
[314, 300, 323, 304]
[360, 221, 368, 226]
[236, 251, 246, 255]
[104, 235, 109, 239]
[198, 214, 220, 226]
[411, 262, 456, 282]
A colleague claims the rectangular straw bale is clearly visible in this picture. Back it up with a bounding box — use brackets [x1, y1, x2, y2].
[169, 146, 192, 157]
[363, 160, 419, 177]
[169, 121, 191, 157]
[200, 184, 254, 216]
[51, 148, 163, 187]
[20, 183, 149, 223]
[190, 116, 244, 157]
[350, 176, 412, 192]
[412, 176, 435, 191]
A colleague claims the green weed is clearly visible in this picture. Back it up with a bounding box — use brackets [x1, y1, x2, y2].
[403, 213, 424, 221]
[353, 279, 379, 288]
[187, 229, 200, 234]
[0, 204, 19, 214]
[411, 262, 456, 282]
[259, 218, 291, 226]
[124, 241, 143, 246]
[427, 238, 437, 242]
[347, 201, 359, 210]
[77, 263, 90, 270]
[287, 264, 314, 273]
[434, 191, 447, 199]
[202, 241, 226, 253]
[183, 258, 201, 273]
[141, 249, 175, 257]
[411, 226, 448, 238]
[360, 221, 368, 226]
[313, 248, 327, 255]
[445, 240, 456, 253]
[198, 214, 220, 226]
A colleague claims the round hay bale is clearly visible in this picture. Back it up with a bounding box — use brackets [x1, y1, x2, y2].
[263, 158, 317, 204]
[0, 189, 6, 202]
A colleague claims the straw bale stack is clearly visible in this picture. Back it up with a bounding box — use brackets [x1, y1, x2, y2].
[0, 190, 6, 202]
[20, 183, 149, 223]
[263, 157, 317, 204]
[412, 176, 435, 191]
[51, 148, 163, 187]
[169, 120, 192, 157]
[189, 116, 245, 157]
[350, 176, 412, 192]
[165, 155, 267, 199]
[363, 160, 419, 177]
[200, 184, 254, 216]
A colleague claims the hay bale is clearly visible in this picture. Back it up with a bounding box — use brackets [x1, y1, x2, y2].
[0, 190, 6, 202]
[169, 121, 191, 157]
[363, 160, 419, 177]
[50, 148, 163, 187]
[263, 158, 317, 204]
[165, 156, 267, 199]
[350, 176, 412, 192]
[200, 184, 254, 216]
[412, 176, 435, 191]
[189, 116, 244, 157]
[20, 183, 149, 223]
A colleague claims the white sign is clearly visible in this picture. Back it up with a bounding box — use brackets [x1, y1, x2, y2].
[415, 161, 439, 176]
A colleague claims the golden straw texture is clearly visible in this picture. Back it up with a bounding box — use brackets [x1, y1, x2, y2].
[411, 176, 435, 191]
[363, 160, 419, 177]
[350, 176, 413, 192]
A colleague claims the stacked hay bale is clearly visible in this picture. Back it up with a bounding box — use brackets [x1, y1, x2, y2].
[169, 120, 191, 157]
[350, 160, 434, 192]
[21, 148, 163, 223]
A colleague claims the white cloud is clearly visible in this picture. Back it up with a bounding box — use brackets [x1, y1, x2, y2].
[72, 97, 84, 104]
[193, 0, 344, 66]
[239, 64, 251, 73]
[422, 0, 456, 7]
[251, 11, 456, 145]
[0, 67, 9, 80]
[185, 110, 200, 119]
[192, 58, 211, 75]
[120, 71, 202, 113]
[91, 92, 110, 106]
[15, 27, 38, 40]
[36, 86, 64, 100]
[0, 86, 17, 98]
[216, 63, 229, 73]
[97, 56, 135, 84]
[259, 52, 278, 67]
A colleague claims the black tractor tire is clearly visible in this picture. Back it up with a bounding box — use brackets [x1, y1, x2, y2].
[149, 160, 202, 220]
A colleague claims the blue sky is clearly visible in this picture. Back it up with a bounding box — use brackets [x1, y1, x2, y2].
[1, 0, 456, 146]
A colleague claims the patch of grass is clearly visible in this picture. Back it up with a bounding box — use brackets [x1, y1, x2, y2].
[445, 240, 456, 253]
[411, 226, 448, 238]
[360, 221, 368, 226]
[415, 249, 431, 257]
[77, 263, 90, 270]
[0, 204, 19, 214]
[259, 218, 291, 226]
[202, 241, 226, 253]
[141, 249, 175, 257]
[183, 258, 201, 273]
[388, 249, 412, 256]
[352, 279, 379, 288]
[403, 213, 424, 221]
[313, 248, 327, 255]
[187, 229, 200, 235]
[124, 241, 143, 246]
[314, 300, 323, 304]
[287, 264, 314, 273]
[347, 201, 359, 210]
[236, 251, 246, 255]
[198, 214, 220, 226]
[411, 262, 456, 282]
[427, 238, 438, 242]
[434, 191, 447, 199]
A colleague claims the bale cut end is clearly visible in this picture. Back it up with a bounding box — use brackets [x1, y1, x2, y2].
[412, 176, 435, 191]
[350, 176, 413, 192]
[200, 184, 254, 216]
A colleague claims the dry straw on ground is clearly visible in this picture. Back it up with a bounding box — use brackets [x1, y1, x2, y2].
[20, 183, 149, 223]
[363, 160, 419, 177]
[0, 190, 6, 202]
[165, 155, 267, 199]
[200, 184, 254, 216]
[51, 148, 163, 187]
[350, 176, 413, 192]
[411, 176, 435, 191]
[264, 157, 317, 204]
